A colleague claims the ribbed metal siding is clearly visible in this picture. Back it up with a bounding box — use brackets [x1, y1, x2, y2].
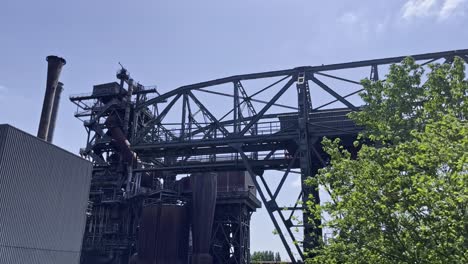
[0, 246, 80, 264]
[0, 124, 92, 264]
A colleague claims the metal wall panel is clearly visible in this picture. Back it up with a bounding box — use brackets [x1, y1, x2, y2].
[217, 171, 256, 195]
[138, 204, 189, 264]
[0, 247, 80, 264]
[0, 124, 92, 264]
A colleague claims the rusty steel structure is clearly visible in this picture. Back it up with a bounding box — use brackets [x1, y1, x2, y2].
[70, 49, 468, 263]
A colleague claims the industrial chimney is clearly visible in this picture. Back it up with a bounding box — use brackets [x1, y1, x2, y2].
[37, 55, 66, 141]
[46, 81, 63, 142]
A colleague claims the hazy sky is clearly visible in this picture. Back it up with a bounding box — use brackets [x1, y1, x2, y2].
[1, 0, 467, 260]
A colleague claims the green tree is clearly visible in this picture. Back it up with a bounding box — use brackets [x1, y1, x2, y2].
[275, 252, 281, 261]
[306, 57, 467, 264]
[251, 250, 282, 262]
[251, 251, 260, 261]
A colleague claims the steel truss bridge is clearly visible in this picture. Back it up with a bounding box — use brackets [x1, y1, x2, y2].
[73, 49, 468, 263]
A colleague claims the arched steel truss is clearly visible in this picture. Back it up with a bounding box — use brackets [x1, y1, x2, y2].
[129, 49, 468, 262]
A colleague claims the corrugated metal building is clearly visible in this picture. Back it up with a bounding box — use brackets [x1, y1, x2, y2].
[0, 124, 92, 264]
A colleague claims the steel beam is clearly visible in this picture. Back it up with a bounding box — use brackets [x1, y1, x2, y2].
[138, 49, 468, 109]
[310, 75, 358, 110]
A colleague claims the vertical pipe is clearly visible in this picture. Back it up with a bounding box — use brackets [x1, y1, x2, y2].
[37, 55, 66, 140]
[46, 82, 63, 143]
[233, 82, 239, 133]
[123, 79, 134, 136]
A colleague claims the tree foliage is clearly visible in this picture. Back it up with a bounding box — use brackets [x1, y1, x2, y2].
[306, 57, 468, 264]
[251, 250, 282, 262]
[275, 252, 281, 261]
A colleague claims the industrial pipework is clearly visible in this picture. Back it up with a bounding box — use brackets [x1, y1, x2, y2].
[37, 55, 66, 142]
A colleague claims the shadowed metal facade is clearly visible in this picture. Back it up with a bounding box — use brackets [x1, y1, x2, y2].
[70, 49, 468, 263]
[0, 124, 92, 264]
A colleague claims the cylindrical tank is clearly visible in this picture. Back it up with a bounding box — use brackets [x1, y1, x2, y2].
[137, 204, 190, 264]
[46, 81, 63, 143]
[37, 55, 66, 141]
[191, 172, 217, 264]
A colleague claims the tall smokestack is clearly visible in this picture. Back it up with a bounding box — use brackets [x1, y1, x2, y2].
[37, 55, 66, 141]
[46, 82, 63, 143]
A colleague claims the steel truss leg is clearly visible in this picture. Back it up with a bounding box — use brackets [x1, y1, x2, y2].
[257, 173, 304, 259]
[233, 145, 300, 263]
[211, 203, 251, 264]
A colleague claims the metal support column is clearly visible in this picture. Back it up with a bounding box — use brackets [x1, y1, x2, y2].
[297, 72, 321, 255]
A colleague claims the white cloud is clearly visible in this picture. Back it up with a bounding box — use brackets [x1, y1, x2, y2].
[339, 12, 359, 24]
[376, 22, 386, 34]
[401, 0, 467, 20]
[338, 12, 369, 37]
[439, 0, 467, 19]
[402, 0, 437, 19]
[376, 14, 394, 35]
[338, 11, 386, 39]
[375, 20, 389, 34]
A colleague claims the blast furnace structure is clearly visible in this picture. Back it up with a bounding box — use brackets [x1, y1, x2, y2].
[70, 49, 468, 263]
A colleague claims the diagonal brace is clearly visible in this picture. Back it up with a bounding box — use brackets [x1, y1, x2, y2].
[188, 91, 230, 137]
[239, 77, 295, 136]
[310, 75, 358, 111]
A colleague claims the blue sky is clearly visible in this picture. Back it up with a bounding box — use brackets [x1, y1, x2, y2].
[1, 0, 467, 260]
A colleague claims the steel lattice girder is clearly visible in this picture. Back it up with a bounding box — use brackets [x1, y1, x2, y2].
[126, 49, 468, 263]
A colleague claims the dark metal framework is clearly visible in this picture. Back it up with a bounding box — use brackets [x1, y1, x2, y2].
[70, 77, 151, 263]
[71, 49, 468, 263]
[211, 192, 259, 264]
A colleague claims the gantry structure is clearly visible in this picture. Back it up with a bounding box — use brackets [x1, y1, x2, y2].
[71, 49, 468, 263]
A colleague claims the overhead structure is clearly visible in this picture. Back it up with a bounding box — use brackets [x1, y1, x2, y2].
[70, 49, 468, 263]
